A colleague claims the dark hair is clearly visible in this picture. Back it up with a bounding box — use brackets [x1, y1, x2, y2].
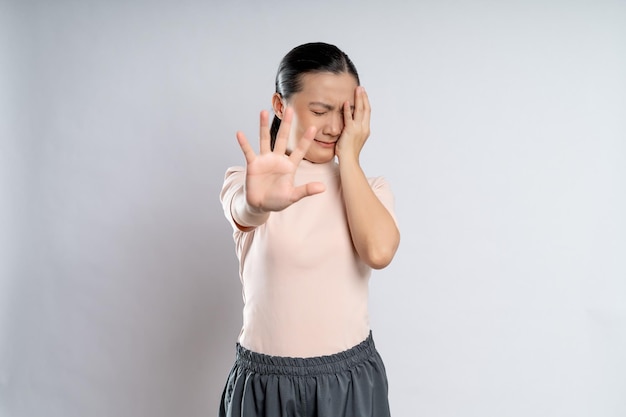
[270, 42, 360, 150]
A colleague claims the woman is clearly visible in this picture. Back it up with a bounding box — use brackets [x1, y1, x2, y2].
[219, 42, 400, 417]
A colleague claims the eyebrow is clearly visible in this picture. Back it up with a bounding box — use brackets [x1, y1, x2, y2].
[309, 101, 355, 111]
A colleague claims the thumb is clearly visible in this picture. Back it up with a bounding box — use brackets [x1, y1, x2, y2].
[290, 182, 326, 203]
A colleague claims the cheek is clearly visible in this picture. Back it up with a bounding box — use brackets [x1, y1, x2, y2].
[293, 114, 320, 137]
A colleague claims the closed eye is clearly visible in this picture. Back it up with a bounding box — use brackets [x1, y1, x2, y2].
[309, 101, 334, 115]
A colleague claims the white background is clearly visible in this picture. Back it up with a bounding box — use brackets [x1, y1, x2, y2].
[1, 1, 625, 416]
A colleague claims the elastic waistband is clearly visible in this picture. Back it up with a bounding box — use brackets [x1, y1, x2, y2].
[235, 332, 377, 376]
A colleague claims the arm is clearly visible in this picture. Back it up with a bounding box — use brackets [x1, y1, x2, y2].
[336, 87, 400, 269]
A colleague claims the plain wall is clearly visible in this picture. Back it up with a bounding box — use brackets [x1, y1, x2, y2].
[1, 1, 625, 416]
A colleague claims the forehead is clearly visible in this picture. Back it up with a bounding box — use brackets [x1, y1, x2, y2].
[296, 72, 358, 103]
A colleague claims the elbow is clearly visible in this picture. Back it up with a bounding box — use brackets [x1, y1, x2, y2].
[367, 250, 395, 269]
[364, 236, 400, 270]
[368, 257, 392, 270]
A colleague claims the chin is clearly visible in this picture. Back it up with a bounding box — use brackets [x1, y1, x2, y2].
[306, 154, 335, 164]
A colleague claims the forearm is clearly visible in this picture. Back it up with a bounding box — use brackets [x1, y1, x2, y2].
[339, 156, 400, 269]
[230, 186, 270, 232]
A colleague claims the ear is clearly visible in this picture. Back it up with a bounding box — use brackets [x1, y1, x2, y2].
[271, 93, 285, 119]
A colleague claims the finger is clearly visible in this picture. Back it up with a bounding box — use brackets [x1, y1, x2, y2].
[290, 181, 326, 203]
[259, 110, 271, 154]
[360, 87, 370, 113]
[288, 126, 317, 164]
[236, 131, 256, 163]
[353, 86, 366, 120]
[360, 87, 371, 127]
[342, 100, 353, 127]
[274, 106, 293, 154]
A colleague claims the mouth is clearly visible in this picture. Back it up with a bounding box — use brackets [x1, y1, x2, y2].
[314, 139, 336, 148]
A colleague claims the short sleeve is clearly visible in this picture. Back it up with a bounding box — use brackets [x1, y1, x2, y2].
[368, 176, 399, 227]
[219, 166, 246, 231]
[220, 166, 259, 264]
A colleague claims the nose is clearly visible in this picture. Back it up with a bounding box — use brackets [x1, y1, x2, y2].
[323, 112, 343, 137]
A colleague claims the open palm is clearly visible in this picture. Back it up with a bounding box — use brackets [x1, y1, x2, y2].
[236, 107, 325, 212]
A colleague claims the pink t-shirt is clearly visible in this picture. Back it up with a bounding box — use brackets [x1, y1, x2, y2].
[220, 159, 397, 357]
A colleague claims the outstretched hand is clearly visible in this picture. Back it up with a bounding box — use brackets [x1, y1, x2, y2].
[236, 107, 326, 213]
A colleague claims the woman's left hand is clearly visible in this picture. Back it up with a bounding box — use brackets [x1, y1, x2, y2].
[335, 86, 371, 161]
[334, 85, 399, 269]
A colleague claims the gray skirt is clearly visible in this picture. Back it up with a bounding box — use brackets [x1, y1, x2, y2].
[218, 332, 391, 417]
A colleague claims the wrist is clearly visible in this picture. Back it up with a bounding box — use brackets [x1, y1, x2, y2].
[232, 191, 270, 227]
[337, 152, 360, 166]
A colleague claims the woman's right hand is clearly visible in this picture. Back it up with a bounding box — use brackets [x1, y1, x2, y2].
[236, 107, 326, 213]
